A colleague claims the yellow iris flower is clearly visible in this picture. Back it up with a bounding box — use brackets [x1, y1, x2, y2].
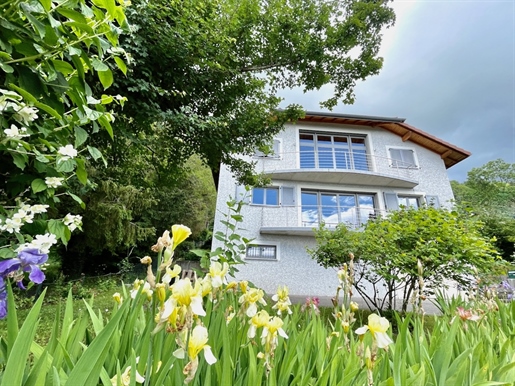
[355, 314, 393, 348]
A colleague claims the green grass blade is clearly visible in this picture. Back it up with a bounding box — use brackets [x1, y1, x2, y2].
[65, 299, 129, 386]
[6, 282, 19, 357]
[1, 288, 47, 386]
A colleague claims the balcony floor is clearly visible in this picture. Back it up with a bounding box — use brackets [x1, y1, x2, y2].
[263, 169, 418, 188]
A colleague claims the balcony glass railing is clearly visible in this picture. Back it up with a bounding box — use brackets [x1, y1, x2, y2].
[255, 204, 387, 230]
[256, 150, 418, 182]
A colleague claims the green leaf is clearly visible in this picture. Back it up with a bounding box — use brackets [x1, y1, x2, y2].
[56, 8, 88, 24]
[1, 288, 47, 386]
[47, 219, 69, 244]
[56, 159, 75, 173]
[31, 178, 47, 193]
[65, 300, 129, 386]
[0, 61, 14, 73]
[68, 192, 86, 209]
[98, 68, 113, 89]
[91, 58, 109, 71]
[74, 126, 89, 147]
[87, 145, 103, 161]
[113, 57, 127, 75]
[11, 152, 28, 170]
[75, 158, 87, 185]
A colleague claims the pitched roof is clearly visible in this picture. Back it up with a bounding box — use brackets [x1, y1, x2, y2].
[300, 111, 471, 168]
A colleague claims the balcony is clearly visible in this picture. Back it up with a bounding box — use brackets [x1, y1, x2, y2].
[257, 151, 419, 188]
[253, 204, 387, 236]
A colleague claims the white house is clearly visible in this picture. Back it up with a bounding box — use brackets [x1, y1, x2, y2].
[212, 112, 471, 298]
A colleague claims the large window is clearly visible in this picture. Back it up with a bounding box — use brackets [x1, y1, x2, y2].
[246, 245, 277, 260]
[301, 191, 375, 228]
[299, 132, 368, 171]
[389, 148, 417, 169]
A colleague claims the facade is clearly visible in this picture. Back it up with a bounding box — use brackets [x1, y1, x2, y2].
[212, 112, 471, 298]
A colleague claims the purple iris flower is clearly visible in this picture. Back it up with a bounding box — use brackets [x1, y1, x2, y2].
[0, 249, 48, 286]
[0, 277, 6, 319]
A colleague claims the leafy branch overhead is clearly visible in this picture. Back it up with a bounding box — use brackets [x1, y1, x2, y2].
[101, 0, 396, 184]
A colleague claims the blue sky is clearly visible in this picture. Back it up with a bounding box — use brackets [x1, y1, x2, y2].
[280, 1, 515, 182]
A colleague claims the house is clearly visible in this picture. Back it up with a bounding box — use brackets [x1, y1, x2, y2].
[211, 111, 471, 298]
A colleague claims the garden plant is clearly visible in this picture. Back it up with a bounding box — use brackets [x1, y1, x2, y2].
[1, 224, 515, 385]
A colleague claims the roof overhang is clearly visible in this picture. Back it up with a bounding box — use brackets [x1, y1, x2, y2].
[299, 112, 471, 169]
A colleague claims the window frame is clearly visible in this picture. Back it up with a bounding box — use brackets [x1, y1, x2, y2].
[245, 244, 278, 261]
[251, 186, 280, 206]
[300, 189, 376, 228]
[253, 138, 282, 159]
[299, 131, 369, 171]
[388, 147, 418, 169]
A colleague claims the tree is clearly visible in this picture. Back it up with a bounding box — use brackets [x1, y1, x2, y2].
[310, 206, 502, 312]
[100, 0, 396, 186]
[451, 159, 515, 261]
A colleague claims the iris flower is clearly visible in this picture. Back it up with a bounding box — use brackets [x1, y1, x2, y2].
[208, 261, 228, 288]
[355, 314, 393, 349]
[0, 249, 48, 288]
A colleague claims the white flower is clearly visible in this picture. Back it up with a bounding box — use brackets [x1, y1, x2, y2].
[2, 217, 23, 233]
[13, 209, 34, 224]
[57, 144, 78, 161]
[63, 213, 82, 232]
[30, 233, 58, 254]
[30, 204, 49, 214]
[4, 124, 29, 140]
[16, 105, 38, 125]
[45, 177, 64, 188]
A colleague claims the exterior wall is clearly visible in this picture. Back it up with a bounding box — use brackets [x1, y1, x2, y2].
[212, 120, 459, 297]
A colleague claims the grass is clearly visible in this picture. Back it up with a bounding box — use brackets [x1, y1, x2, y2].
[0, 277, 124, 345]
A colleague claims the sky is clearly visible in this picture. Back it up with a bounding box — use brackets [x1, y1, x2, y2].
[279, 0, 515, 182]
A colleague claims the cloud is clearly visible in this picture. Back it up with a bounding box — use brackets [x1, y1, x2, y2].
[280, 1, 515, 182]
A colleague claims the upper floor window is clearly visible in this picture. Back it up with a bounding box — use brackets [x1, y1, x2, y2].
[254, 139, 281, 159]
[301, 190, 375, 228]
[299, 132, 368, 171]
[389, 148, 417, 169]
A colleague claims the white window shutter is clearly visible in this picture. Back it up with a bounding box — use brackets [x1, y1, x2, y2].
[272, 139, 281, 158]
[384, 192, 399, 210]
[426, 195, 440, 208]
[281, 186, 295, 206]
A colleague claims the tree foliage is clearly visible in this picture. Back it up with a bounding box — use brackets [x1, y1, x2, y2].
[0, 0, 127, 257]
[451, 159, 515, 262]
[101, 0, 396, 185]
[310, 206, 502, 311]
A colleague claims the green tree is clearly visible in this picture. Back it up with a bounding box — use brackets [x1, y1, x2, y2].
[101, 0, 396, 185]
[451, 159, 515, 261]
[310, 206, 502, 312]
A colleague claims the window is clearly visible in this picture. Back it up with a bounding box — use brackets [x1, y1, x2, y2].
[300, 132, 368, 171]
[389, 148, 417, 169]
[249, 186, 295, 206]
[254, 139, 281, 158]
[251, 187, 279, 205]
[384, 193, 427, 210]
[246, 245, 277, 260]
[301, 190, 375, 228]
[398, 196, 419, 208]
